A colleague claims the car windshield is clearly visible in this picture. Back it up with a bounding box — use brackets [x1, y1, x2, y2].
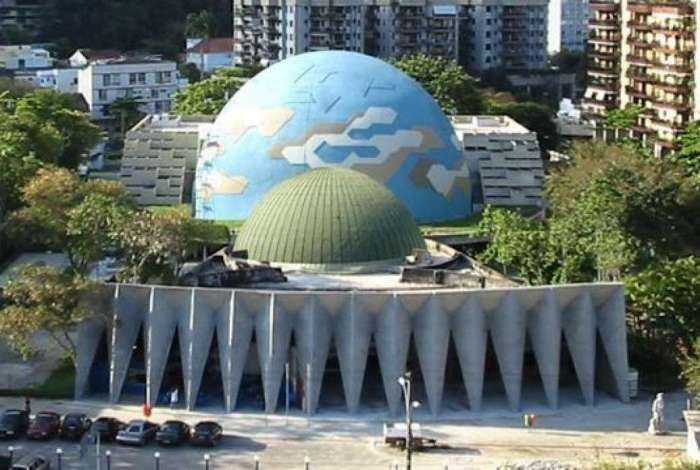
[1, 413, 20, 426]
[35, 415, 54, 424]
[64, 415, 81, 425]
[94, 420, 110, 429]
[196, 423, 216, 432]
[127, 425, 141, 433]
[161, 422, 180, 432]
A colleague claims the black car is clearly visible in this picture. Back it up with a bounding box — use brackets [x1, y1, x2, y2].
[60, 413, 92, 440]
[0, 410, 29, 439]
[91, 417, 123, 442]
[156, 420, 190, 446]
[190, 421, 222, 447]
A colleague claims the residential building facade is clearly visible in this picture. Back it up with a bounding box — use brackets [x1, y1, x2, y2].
[77, 58, 182, 121]
[0, 0, 45, 36]
[548, 0, 590, 53]
[232, 0, 548, 73]
[36, 68, 79, 93]
[0, 44, 52, 70]
[186, 38, 236, 73]
[583, 0, 696, 157]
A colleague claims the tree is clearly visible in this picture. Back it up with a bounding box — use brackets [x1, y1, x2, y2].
[673, 121, 700, 177]
[0, 265, 99, 367]
[108, 97, 143, 136]
[391, 54, 487, 115]
[604, 105, 644, 129]
[186, 10, 216, 76]
[488, 101, 558, 150]
[8, 168, 135, 274]
[173, 67, 255, 115]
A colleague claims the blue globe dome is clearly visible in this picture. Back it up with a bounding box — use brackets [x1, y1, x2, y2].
[195, 51, 471, 223]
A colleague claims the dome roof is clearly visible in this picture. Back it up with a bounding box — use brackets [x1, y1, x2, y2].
[195, 51, 471, 224]
[234, 168, 426, 273]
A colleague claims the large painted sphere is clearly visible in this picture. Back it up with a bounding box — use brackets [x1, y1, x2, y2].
[195, 51, 470, 223]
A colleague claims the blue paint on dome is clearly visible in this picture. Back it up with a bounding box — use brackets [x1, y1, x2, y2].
[195, 50, 471, 223]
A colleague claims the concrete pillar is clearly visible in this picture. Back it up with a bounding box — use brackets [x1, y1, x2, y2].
[333, 293, 373, 413]
[253, 292, 294, 414]
[110, 285, 150, 404]
[146, 288, 188, 407]
[526, 289, 562, 409]
[411, 294, 449, 416]
[488, 292, 526, 412]
[374, 294, 412, 416]
[216, 290, 255, 412]
[295, 295, 332, 415]
[594, 286, 630, 402]
[184, 289, 220, 410]
[448, 293, 487, 411]
[74, 317, 106, 400]
[561, 289, 596, 406]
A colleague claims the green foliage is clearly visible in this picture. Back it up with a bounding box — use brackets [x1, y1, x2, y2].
[41, 0, 232, 58]
[594, 461, 700, 470]
[488, 101, 558, 150]
[391, 54, 487, 115]
[673, 121, 700, 177]
[173, 67, 257, 115]
[108, 97, 144, 136]
[0, 265, 98, 366]
[683, 339, 700, 406]
[604, 105, 644, 129]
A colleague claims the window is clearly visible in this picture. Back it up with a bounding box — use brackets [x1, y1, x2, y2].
[151, 89, 158, 98]
[156, 71, 171, 84]
[129, 72, 146, 85]
[103, 74, 111, 86]
[98, 90, 107, 101]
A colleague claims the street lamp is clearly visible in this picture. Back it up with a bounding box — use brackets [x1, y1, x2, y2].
[204, 453, 210, 470]
[56, 448, 63, 470]
[397, 372, 420, 470]
[7, 446, 13, 464]
[154, 451, 160, 470]
[105, 450, 111, 470]
[254, 455, 260, 470]
[304, 456, 310, 470]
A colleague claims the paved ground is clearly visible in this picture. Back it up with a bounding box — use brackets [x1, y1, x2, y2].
[0, 390, 689, 469]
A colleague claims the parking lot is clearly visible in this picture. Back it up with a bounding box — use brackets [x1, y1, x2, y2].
[0, 391, 689, 469]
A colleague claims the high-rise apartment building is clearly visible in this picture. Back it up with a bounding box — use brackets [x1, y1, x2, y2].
[583, 0, 696, 157]
[548, 0, 590, 53]
[0, 0, 45, 36]
[232, 0, 548, 73]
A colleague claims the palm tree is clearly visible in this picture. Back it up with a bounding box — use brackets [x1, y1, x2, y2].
[186, 11, 216, 78]
[109, 97, 142, 136]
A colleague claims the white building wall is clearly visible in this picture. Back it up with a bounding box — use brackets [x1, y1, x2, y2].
[37, 68, 79, 93]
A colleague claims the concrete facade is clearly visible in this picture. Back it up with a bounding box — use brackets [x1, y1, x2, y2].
[76, 282, 630, 415]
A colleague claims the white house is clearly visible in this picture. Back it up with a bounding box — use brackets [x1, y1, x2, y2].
[36, 68, 79, 93]
[77, 57, 183, 121]
[0, 45, 52, 70]
[186, 38, 234, 74]
[69, 49, 123, 68]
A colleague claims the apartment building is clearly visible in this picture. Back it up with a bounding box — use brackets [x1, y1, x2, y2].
[78, 58, 182, 122]
[583, 0, 696, 157]
[548, 0, 590, 53]
[232, 0, 548, 73]
[0, 44, 51, 70]
[0, 0, 45, 36]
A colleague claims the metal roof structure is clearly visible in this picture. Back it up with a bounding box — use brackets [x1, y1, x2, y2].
[234, 168, 426, 273]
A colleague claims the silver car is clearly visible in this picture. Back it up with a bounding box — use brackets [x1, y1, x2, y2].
[11, 454, 51, 470]
[115, 419, 158, 446]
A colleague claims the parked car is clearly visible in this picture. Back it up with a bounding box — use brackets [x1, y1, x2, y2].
[27, 412, 61, 440]
[60, 413, 92, 440]
[91, 417, 123, 442]
[155, 420, 190, 446]
[116, 420, 158, 446]
[0, 410, 30, 439]
[10, 454, 50, 470]
[190, 421, 223, 447]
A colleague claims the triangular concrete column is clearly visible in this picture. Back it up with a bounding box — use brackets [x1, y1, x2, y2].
[253, 292, 294, 413]
[488, 292, 526, 412]
[216, 290, 255, 412]
[74, 317, 106, 400]
[183, 289, 220, 410]
[448, 293, 487, 411]
[412, 294, 449, 416]
[561, 289, 597, 406]
[594, 286, 630, 402]
[526, 289, 562, 409]
[110, 284, 150, 404]
[295, 295, 333, 415]
[333, 293, 373, 413]
[374, 294, 412, 416]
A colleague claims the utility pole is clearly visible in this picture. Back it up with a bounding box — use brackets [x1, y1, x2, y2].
[398, 372, 420, 470]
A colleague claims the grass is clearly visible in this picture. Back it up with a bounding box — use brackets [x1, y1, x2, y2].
[593, 461, 700, 470]
[419, 213, 485, 236]
[0, 359, 75, 399]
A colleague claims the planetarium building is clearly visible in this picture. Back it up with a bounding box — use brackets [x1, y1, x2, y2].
[74, 52, 631, 416]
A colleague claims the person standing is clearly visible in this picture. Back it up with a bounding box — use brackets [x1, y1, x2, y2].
[648, 392, 666, 434]
[24, 397, 31, 417]
[170, 388, 179, 409]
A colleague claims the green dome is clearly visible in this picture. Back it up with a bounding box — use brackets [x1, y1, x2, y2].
[234, 168, 426, 273]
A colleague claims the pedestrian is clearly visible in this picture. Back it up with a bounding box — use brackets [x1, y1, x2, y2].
[648, 392, 666, 435]
[24, 396, 31, 416]
[170, 387, 179, 409]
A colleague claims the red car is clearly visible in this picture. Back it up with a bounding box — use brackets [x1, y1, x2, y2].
[27, 411, 61, 440]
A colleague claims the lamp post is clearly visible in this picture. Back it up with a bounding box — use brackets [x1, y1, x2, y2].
[8, 446, 13, 464]
[204, 453, 210, 470]
[154, 451, 160, 470]
[397, 372, 420, 470]
[56, 448, 63, 470]
[105, 450, 111, 470]
[254, 455, 260, 470]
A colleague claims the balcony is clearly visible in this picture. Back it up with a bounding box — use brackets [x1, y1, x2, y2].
[626, 54, 652, 66]
[590, 1, 618, 12]
[652, 97, 691, 111]
[588, 79, 617, 91]
[588, 65, 618, 76]
[628, 21, 653, 31]
[590, 18, 618, 28]
[649, 116, 687, 130]
[590, 50, 618, 60]
[589, 34, 618, 45]
[582, 96, 618, 108]
[625, 86, 649, 99]
[654, 80, 691, 92]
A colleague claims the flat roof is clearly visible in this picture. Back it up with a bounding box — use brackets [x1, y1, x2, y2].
[450, 115, 532, 135]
